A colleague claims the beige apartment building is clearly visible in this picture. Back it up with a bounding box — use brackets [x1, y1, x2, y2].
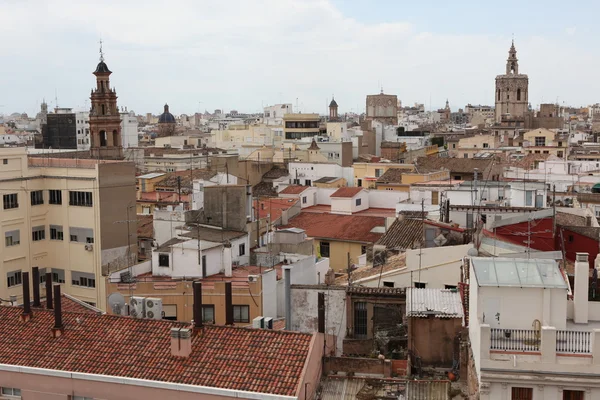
[0, 148, 136, 310]
[283, 113, 321, 140]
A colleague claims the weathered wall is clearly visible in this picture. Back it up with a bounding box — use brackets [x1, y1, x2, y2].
[408, 317, 462, 367]
[323, 357, 392, 377]
[203, 186, 247, 231]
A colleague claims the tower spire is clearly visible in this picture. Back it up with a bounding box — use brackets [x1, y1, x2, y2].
[99, 39, 104, 62]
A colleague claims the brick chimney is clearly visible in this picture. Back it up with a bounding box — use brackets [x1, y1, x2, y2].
[32, 267, 41, 307]
[574, 252, 589, 324]
[225, 282, 233, 325]
[170, 327, 192, 357]
[51, 284, 63, 338]
[193, 281, 202, 330]
[45, 272, 53, 310]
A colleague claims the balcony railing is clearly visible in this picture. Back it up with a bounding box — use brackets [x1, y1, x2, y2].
[490, 328, 540, 352]
[556, 330, 591, 354]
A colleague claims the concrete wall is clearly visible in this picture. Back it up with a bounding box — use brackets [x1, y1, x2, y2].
[290, 285, 347, 355]
[368, 189, 408, 208]
[152, 241, 222, 278]
[203, 186, 248, 231]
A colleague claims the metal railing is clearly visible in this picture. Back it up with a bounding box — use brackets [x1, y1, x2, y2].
[556, 330, 591, 354]
[490, 328, 540, 352]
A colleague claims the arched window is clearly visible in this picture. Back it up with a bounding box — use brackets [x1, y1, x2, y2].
[100, 81, 104, 91]
[113, 130, 119, 147]
[497, 90, 500, 101]
[101, 104, 105, 115]
[517, 88, 521, 101]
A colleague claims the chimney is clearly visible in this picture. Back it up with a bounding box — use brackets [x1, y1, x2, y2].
[193, 281, 203, 329]
[32, 267, 41, 307]
[225, 281, 233, 325]
[51, 284, 63, 338]
[20, 271, 32, 322]
[574, 252, 589, 324]
[284, 266, 292, 330]
[317, 292, 325, 334]
[170, 327, 192, 357]
[223, 243, 233, 277]
[45, 272, 53, 309]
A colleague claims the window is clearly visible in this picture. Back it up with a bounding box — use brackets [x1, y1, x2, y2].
[39, 268, 47, 284]
[534, 136, 546, 147]
[2, 159, 7, 165]
[32, 226, 45, 241]
[361, 245, 367, 254]
[320, 241, 330, 258]
[354, 302, 368, 338]
[463, 153, 468, 158]
[563, 390, 584, 400]
[239, 243, 245, 256]
[71, 271, 96, 288]
[7, 270, 22, 288]
[233, 305, 250, 323]
[49, 190, 62, 205]
[454, 175, 461, 181]
[3, 193, 18, 209]
[305, 179, 311, 186]
[70, 227, 94, 243]
[356, 198, 362, 206]
[383, 281, 394, 288]
[72, 396, 94, 400]
[375, 169, 383, 178]
[511, 387, 533, 400]
[293, 179, 300, 185]
[452, 143, 456, 149]
[357, 179, 362, 187]
[517, 88, 521, 101]
[69, 191, 93, 207]
[5, 230, 20, 247]
[202, 304, 215, 323]
[50, 225, 64, 240]
[483, 143, 489, 148]
[31, 190, 44, 205]
[159, 254, 170, 267]
[52, 268, 65, 283]
[302, 196, 307, 204]
[525, 191, 533, 207]
[1, 387, 21, 397]
[558, 141, 563, 147]
[445, 284, 457, 290]
[414, 282, 427, 288]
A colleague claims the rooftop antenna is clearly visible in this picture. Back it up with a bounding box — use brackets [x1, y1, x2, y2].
[55, 89, 58, 109]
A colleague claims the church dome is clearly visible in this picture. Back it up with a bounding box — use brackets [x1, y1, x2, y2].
[94, 61, 111, 74]
[158, 104, 176, 124]
[329, 98, 338, 108]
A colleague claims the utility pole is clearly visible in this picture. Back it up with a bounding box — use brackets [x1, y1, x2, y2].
[177, 176, 182, 203]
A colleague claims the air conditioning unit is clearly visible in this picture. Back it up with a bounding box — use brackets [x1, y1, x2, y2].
[252, 316, 264, 329]
[264, 317, 273, 329]
[84, 244, 94, 251]
[129, 296, 145, 319]
[145, 297, 163, 320]
[248, 275, 259, 283]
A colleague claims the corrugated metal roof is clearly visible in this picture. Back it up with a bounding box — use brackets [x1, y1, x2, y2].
[138, 172, 165, 179]
[406, 288, 463, 318]
[319, 378, 366, 400]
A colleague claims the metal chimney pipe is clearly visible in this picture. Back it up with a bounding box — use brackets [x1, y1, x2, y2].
[193, 281, 203, 329]
[317, 292, 325, 334]
[53, 284, 62, 329]
[284, 267, 291, 330]
[225, 282, 233, 325]
[32, 267, 41, 307]
[22, 271, 31, 317]
[45, 272, 53, 309]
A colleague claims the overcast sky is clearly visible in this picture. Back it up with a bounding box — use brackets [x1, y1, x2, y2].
[1, 0, 598, 117]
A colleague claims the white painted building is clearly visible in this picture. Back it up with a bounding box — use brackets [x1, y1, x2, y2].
[469, 254, 600, 399]
[288, 161, 354, 187]
[445, 181, 547, 208]
[191, 173, 239, 210]
[263, 104, 293, 126]
[120, 110, 139, 148]
[75, 111, 90, 150]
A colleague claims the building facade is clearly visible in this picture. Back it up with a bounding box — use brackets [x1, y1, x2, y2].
[495, 41, 529, 123]
[366, 91, 398, 125]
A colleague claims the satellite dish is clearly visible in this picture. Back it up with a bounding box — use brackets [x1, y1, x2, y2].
[108, 292, 125, 315]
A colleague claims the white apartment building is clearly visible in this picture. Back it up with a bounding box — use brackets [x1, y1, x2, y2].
[469, 254, 600, 399]
[0, 148, 136, 310]
[75, 111, 90, 150]
[445, 181, 547, 208]
[263, 103, 293, 126]
[288, 161, 354, 187]
[120, 109, 139, 148]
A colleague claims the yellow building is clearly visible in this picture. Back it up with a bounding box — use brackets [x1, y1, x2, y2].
[353, 162, 414, 189]
[456, 134, 501, 158]
[314, 177, 347, 188]
[283, 113, 321, 140]
[375, 168, 449, 191]
[213, 123, 281, 150]
[0, 148, 137, 310]
[520, 128, 568, 158]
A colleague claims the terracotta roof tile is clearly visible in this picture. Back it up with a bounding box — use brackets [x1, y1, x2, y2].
[254, 197, 298, 220]
[330, 187, 364, 198]
[280, 185, 310, 195]
[0, 306, 312, 396]
[416, 156, 493, 174]
[376, 218, 423, 250]
[137, 215, 154, 238]
[28, 294, 103, 315]
[281, 212, 385, 243]
[376, 168, 403, 184]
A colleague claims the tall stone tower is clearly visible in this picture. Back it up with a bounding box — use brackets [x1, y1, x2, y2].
[89, 42, 123, 159]
[329, 97, 339, 121]
[495, 41, 529, 123]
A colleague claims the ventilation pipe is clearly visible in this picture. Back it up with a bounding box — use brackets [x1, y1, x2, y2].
[45, 272, 53, 310]
[193, 281, 203, 329]
[225, 282, 233, 325]
[32, 267, 41, 307]
[318, 292, 325, 334]
[51, 284, 63, 338]
[284, 266, 292, 330]
[21, 271, 31, 322]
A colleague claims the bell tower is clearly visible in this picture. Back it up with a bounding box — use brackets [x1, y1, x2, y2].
[494, 40, 529, 123]
[89, 41, 123, 159]
[329, 96, 339, 121]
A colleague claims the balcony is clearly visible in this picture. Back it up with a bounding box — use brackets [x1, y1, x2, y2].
[479, 324, 600, 374]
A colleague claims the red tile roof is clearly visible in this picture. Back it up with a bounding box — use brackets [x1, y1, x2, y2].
[282, 212, 385, 243]
[29, 294, 103, 315]
[280, 185, 310, 195]
[254, 197, 298, 220]
[330, 187, 364, 198]
[0, 306, 313, 396]
[137, 214, 154, 238]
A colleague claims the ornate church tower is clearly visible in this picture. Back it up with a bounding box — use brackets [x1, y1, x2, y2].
[329, 96, 339, 121]
[89, 42, 123, 159]
[495, 41, 529, 123]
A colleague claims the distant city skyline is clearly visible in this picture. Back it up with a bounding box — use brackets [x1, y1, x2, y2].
[1, 0, 599, 116]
